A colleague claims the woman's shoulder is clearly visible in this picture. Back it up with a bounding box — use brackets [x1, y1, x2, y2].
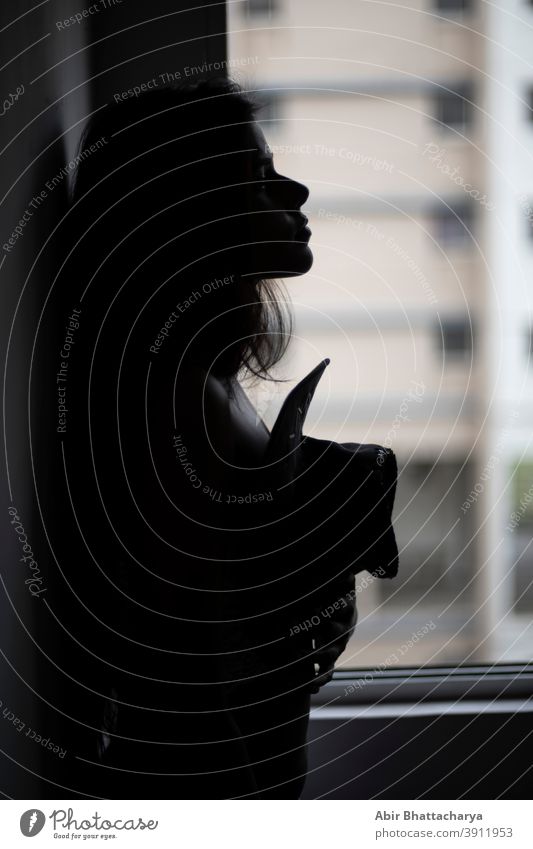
[174, 363, 269, 487]
[173, 363, 233, 487]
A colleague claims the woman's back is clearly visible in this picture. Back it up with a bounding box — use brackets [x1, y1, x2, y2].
[49, 77, 391, 799]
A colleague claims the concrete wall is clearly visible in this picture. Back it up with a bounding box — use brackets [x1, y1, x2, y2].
[0, 0, 225, 799]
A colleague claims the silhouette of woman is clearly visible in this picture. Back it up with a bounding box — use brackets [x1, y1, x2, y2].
[54, 77, 397, 799]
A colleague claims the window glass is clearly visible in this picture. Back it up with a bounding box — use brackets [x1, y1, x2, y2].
[434, 0, 470, 12]
[228, 0, 533, 669]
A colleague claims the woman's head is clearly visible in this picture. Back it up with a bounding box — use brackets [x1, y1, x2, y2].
[70, 77, 312, 377]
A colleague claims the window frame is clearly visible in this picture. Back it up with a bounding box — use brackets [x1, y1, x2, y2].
[314, 663, 533, 706]
[224, 0, 533, 722]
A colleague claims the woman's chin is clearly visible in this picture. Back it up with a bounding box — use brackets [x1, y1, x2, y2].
[283, 246, 314, 278]
[257, 245, 314, 279]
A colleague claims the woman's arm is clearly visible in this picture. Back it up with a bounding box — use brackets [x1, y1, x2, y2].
[309, 569, 358, 691]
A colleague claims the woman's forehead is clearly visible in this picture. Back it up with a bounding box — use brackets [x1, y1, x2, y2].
[241, 122, 272, 163]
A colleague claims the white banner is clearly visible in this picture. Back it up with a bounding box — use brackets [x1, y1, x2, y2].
[1, 799, 531, 848]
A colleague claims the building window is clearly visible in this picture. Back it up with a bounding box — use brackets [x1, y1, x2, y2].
[510, 461, 533, 526]
[432, 202, 473, 247]
[434, 85, 472, 131]
[246, 0, 278, 15]
[510, 461, 533, 613]
[522, 198, 533, 236]
[435, 317, 473, 360]
[527, 87, 533, 121]
[526, 325, 533, 360]
[377, 460, 476, 604]
[434, 0, 471, 11]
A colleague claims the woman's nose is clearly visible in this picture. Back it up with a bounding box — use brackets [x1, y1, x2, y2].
[281, 176, 309, 208]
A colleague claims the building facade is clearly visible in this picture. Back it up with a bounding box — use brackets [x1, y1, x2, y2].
[228, 0, 533, 665]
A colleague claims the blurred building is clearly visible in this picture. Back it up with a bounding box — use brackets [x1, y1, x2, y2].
[228, 0, 533, 665]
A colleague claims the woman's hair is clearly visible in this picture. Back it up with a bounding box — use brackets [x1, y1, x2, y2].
[69, 76, 292, 378]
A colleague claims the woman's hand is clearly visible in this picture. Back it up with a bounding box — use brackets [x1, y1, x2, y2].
[308, 576, 358, 693]
[309, 618, 355, 693]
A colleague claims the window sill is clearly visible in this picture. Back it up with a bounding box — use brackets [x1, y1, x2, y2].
[312, 663, 533, 706]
